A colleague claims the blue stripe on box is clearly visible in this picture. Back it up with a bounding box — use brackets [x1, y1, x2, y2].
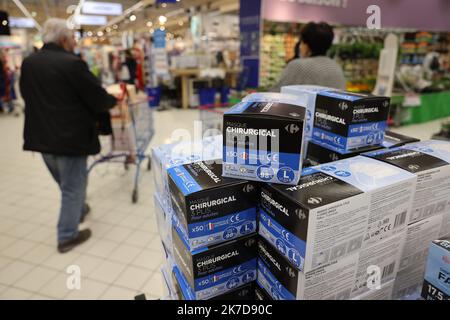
[167, 165, 202, 196]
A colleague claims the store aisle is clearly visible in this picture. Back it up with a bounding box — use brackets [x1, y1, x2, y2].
[0, 108, 197, 300]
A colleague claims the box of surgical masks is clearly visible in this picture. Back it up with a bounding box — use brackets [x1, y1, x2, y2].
[172, 228, 257, 300]
[223, 92, 306, 185]
[382, 130, 420, 149]
[392, 214, 443, 300]
[171, 263, 256, 300]
[306, 140, 382, 165]
[281, 85, 331, 143]
[154, 194, 172, 256]
[257, 232, 404, 300]
[363, 140, 450, 233]
[255, 282, 273, 300]
[421, 238, 450, 300]
[351, 279, 395, 300]
[259, 156, 415, 272]
[281, 85, 390, 151]
[152, 135, 222, 212]
[168, 160, 258, 250]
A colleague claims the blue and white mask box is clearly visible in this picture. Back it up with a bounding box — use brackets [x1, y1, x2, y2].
[152, 135, 222, 211]
[168, 160, 258, 250]
[257, 232, 404, 300]
[421, 238, 450, 300]
[154, 193, 173, 257]
[259, 156, 416, 272]
[281, 85, 390, 151]
[223, 93, 306, 185]
[364, 140, 450, 235]
[172, 228, 257, 300]
[392, 214, 443, 300]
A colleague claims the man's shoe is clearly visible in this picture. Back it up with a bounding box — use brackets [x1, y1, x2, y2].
[80, 203, 90, 223]
[57, 229, 92, 253]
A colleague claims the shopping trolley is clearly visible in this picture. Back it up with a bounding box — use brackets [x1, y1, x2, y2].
[88, 83, 154, 203]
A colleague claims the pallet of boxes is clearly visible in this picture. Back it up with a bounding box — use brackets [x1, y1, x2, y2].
[152, 86, 450, 300]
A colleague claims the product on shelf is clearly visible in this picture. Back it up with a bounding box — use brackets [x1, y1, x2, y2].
[421, 238, 450, 300]
[392, 215, 443, 299]
[257, 232, 404, 300]
[363, 140, 450, 230]
[172, 229, 257, 300]
[223, 92, 306, 185]
[259, 156, 415, 271]
[382, 130, 420, 148]
[167, 160, 258, 250]
[306, 140, 382, 165]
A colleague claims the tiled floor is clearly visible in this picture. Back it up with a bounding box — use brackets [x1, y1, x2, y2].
[0, 106, 447, 300]
[0, 107, 198, 300]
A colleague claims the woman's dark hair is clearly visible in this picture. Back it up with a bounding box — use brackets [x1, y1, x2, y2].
[299, 22, 334, 56]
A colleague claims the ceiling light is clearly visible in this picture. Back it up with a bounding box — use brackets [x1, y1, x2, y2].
[87, 31, 93, 37]
[106, 27, 111, 33]
[129, 15, 136, 22]
[2, 20, 7, 26]
[113, 24, 118, 29]
[161, 3, 167, 8]
[146, 21, 153, 27]
[97, 31, 104, 37]
[158, 15, 167, 25]
[178, 20, 183, 26]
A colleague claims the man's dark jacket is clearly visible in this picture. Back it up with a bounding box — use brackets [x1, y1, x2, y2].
[20, 43, 117, 156]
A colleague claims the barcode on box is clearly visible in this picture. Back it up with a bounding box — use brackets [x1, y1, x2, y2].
[382, 262, 395, 279]
[393, 211, 407, 228]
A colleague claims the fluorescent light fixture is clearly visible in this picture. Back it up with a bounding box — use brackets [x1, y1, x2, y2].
[9, 17, 35, 28]
[75, 14, 107, 26]
[158, 15, 167, 24]
[82, 1, 123, 16]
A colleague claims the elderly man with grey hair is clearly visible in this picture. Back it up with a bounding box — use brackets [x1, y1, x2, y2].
[20, 19, 117, 253]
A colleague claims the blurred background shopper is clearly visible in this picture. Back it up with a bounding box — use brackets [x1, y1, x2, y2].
[271, 22, 346, 91]
[20, 19, 117, 253]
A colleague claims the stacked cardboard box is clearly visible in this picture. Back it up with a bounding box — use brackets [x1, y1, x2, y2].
[257, 155, 415, 299]
[363, 140, 450, 299]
